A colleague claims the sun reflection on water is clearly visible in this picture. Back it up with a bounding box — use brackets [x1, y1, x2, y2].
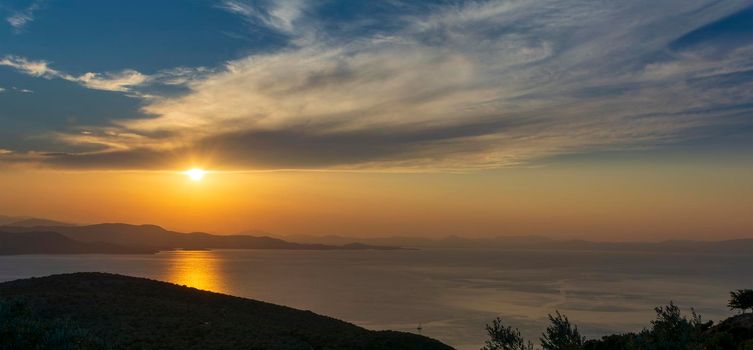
[165, 250, 226, 293]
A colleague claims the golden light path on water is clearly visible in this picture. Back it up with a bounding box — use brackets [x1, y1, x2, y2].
[165, 250, 226, 293]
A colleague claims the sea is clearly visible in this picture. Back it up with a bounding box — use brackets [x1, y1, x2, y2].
[1, 248, 750, 349]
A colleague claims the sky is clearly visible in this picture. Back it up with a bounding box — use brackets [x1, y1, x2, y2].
[0, 0, 751, 240]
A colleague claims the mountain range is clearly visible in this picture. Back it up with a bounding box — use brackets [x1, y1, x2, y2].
[0, 231, 157, 255]
[1, 215, 750, 255]
[0, 222, 403, 255]
[273, 233, 753, 255]
[0, 215, 74, 227]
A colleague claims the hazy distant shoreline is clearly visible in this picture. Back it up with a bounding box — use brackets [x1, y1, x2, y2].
[0, 221, 407, 255]
[1, 216, 750, 256]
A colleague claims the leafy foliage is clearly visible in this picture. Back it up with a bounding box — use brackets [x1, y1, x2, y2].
[730, 290, 753, 313]
[0, 299, 104, 349]
[0, 273, 451, 350]
[481, 317, 534, 350]
[637, 302, 709, 348]
[540, 311, 584, 350]
[485, 296, 753, 350]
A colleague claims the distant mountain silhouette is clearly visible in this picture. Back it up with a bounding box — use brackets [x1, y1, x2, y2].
[0, 223, 404, 253]
[4, 218, 76, 227]
[535, 238, 753, 255]
[237, 228, 274, 236]
[276, 234, 753, 254]
[2, 217, 748, 255]
[274, 234, 553, 247]
[0, 215, 75, 227]
[0, 273, 451, 349]
[0, 231, 156, 255]
[0, 215, 28, 225]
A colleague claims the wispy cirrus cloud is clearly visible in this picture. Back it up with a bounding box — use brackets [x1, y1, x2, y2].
[0, 56, 57, 77]
[0, 84, 33, 94]
[218, 0, 306, 34]
[3, 1, 753, 171]
[0, 55, 148, 92]
[75, 70, 149, 92]
[13, 86, 34, 93]
[0, 55, 210, 94]
[6, 0, 44, 31]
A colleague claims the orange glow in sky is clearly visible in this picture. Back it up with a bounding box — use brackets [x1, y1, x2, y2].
[0, 155, 751, 242]
[185, 168, 206, 182]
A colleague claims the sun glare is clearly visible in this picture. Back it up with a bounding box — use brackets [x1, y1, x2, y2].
[185, 168, 206, 181]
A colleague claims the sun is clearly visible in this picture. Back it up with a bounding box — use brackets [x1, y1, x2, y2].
[185, 168, 206, 181]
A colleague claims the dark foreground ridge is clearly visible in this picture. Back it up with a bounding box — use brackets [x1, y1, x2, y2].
[0, 273, 451, 350]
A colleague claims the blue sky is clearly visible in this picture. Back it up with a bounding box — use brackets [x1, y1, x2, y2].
[0, 0, 751, 170]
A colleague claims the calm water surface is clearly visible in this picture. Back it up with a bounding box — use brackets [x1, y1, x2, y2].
[0, 249, 750, 349]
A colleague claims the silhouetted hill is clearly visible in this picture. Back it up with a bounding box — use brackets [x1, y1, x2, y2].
[0, 231, 156, 255]
[541, 238, 753, 255]
[273, 234, 557, 248]
[278, 234, 753, 254]
[5, 218, 76, 227]
[0, 223, 404, 252]
[704, 313, 753, 342]
[238, 228, 275, 236]
[0, 215, 75, 227]
[0, 215, 29, 225]
[0, 273, 451, 350]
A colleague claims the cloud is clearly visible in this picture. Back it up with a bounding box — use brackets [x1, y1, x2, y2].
[218, 0, 306, 34]
[0, 55, 59, 77]
[75, 70, 150, 92]
[6, 0, 44, 31]
[12, 86, 34, 93]
[0, 55, 213, 94]
[4, 1, 753, 171]
[0, 55, 155, 93]
[0, 82, 34, 94]
[152, 66, 214, 86]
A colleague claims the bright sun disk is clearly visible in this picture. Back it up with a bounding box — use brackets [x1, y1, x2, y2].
[185, 168, 206, 181]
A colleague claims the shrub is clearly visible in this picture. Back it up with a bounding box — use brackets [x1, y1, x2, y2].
[729, 290, 753, 314]
[540, 311, 584, 350]
[481, 317, 534, 350]
[0, 299, 104, 350]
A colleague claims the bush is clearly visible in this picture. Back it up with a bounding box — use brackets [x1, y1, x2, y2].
[540, 311, 584, 350]
[481, 317, 533, 350]
[0, 299, 104, 350]
[730, 290, 753, 314]
[637, 302, 708, 348]
[484, 297, 753, 350]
